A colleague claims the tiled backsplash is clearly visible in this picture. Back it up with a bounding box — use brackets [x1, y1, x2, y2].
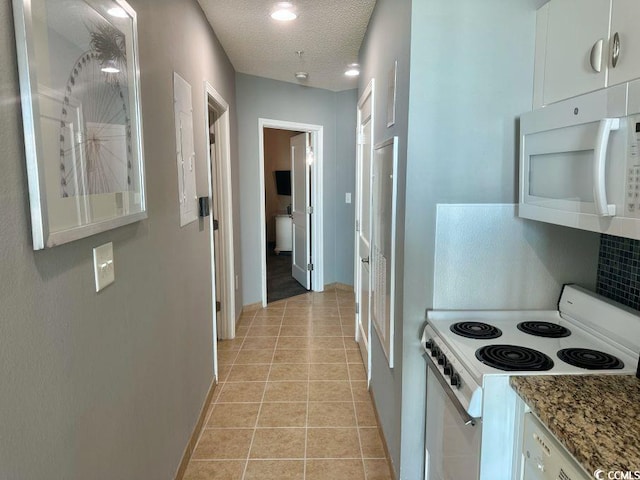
[596, 234, 640, 311]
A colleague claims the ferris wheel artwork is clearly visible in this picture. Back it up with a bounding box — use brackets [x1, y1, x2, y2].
[60, 24, 132, 198]
[60, 23, 132, 197]
[13, 0, 147, 250]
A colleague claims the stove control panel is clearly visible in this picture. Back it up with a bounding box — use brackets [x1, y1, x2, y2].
[424, 337, 462, 390]
[421, 324, 484, 419]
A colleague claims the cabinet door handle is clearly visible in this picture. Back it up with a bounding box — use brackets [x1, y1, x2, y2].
[612, 32, 621, 68]
[590, 38, 604, 73]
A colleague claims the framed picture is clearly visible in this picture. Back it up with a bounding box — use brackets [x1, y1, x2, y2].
[13, 0, 146, 249]
[371, 136, 398, 368]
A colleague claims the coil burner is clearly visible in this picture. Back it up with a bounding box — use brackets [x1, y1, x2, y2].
[475, 345, 554, 371]
[450, 322, 502, 340]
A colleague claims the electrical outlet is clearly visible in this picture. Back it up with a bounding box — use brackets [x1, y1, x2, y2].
[93, 242, 115, 292]
[345, 192, 352, 204]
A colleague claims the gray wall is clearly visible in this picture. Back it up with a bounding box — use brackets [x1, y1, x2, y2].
[235, 74, 357, 306]
[358, 1, 583, 478]
[0, 0, 239, 478]
[400, 2, 547, 478]
[358, 0, 412, 476]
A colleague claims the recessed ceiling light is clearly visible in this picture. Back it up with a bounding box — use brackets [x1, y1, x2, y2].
[295, 72, 308, 80]
[271, 2, 297, 21]
[107, 6, 128, 18]
[345, 63, 360, 77]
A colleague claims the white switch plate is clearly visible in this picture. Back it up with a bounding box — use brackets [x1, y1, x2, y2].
[345, 193, 352, 204]
[93, 242, 115, 292]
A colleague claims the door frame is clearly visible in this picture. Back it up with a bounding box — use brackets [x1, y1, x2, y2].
[258, 118, 324, 307]
[354, 78, 375, 383]
[203, 82, 236, 371]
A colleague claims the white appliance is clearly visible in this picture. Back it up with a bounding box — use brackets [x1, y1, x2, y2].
[519, 80, 640, 240]
[422, 285, 640, 480]
[522, 412, 591, 480]
[274, 214, 292, 254]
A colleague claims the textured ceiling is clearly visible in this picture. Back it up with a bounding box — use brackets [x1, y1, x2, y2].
[197, 0, 376, 91]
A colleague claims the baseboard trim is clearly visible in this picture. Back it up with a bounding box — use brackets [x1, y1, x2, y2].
[174, 378, 218, 480]
[369, 388, 398, 480]
[324, 282, 354, 292]
[241, 301, 263, 313]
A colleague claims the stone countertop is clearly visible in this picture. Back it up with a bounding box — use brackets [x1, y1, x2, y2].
[510, 375, 640, 475]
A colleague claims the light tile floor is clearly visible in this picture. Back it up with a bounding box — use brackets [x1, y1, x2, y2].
[183, 288, 393, 480]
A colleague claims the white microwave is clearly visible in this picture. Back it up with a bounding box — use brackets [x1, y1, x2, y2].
[519, 81, 640, 240]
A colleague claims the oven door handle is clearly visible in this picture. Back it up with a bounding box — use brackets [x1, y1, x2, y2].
[424, 353, 476, 427]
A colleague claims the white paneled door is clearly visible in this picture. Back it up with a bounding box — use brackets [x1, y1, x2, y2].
[355, 80, 374, 381]
[291, 132, 311, 290]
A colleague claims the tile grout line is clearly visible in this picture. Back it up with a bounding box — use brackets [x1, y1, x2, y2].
[239, 302, 284, 480]
[187, 455, 370, 461]
[344, 292, 369, 479]
[303, 298, 311, 479]
[307, 287, 339, 477]
[283, 295, 310, 478]
[230, 307, 257, 479]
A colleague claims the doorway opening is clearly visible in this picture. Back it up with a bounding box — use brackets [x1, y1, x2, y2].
[263, 128, 307, 303]
[204, 82, 236, 380]
[258, 119, 324, 307]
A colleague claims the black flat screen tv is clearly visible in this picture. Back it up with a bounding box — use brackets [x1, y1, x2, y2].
[275, 170, 291, 196]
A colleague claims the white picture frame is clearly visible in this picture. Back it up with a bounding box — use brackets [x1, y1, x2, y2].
[371, 136, 399, 368]
[13, 0, 147, 249]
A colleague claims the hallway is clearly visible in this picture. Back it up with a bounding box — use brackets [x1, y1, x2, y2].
[183, 288, 392, 479]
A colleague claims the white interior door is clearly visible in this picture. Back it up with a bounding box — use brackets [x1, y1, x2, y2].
[291, 132, 311, 289]
[210, 122, 223, 335]
[355, 83, 374, 379]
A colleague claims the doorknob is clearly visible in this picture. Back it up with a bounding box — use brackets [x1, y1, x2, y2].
[361, 256, 370, 264]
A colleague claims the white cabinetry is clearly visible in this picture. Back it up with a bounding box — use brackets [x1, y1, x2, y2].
[535, 0, 640, 106]
[608, 0, 640, 86]
[274, 214, 292, 254]
[540, 0, 610, 106]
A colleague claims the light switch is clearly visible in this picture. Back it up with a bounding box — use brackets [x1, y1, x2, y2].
[345, 193, 352, 204]
[93, 242, 115, 292]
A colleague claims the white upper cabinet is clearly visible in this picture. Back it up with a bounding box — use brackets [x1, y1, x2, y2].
[541, 0, 611, 106]
[535, 0, 640, 107]
[608, 0, 640, 86]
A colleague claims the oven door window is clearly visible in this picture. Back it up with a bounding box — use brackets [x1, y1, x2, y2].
[425, 370, 482, 480]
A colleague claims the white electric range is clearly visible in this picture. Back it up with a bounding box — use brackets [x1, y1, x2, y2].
[421, 285, 640, 480]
